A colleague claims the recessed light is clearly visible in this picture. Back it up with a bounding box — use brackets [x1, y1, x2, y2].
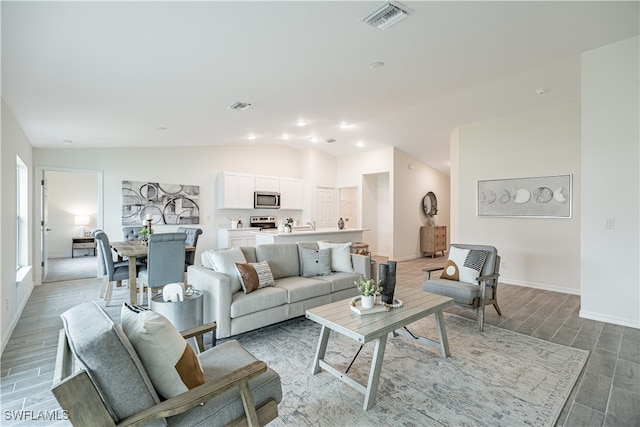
[296, 120, 308, 127]
[157, 126, 168, 131]
[339, 122, 353, 129]
[247, 134, 257, 140]
[356, 140, 365, 147]
[536, 88, 549, 95]
[282, 133, 290, 140]
[309, 136, 318, 143]
[62, 140, 73, 145]
[369, 61, 385, 69]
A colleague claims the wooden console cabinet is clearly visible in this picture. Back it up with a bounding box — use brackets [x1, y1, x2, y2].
[420, 226, 447, 258]
[72, 237, 97, 258]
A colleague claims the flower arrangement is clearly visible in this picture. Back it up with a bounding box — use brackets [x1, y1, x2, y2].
[354, 276, 380, 297]
[284, 217, 294, 230]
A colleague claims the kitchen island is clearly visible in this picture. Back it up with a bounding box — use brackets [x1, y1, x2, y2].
[253, 228, 368, 246]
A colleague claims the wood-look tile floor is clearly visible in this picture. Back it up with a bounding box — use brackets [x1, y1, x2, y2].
[1, 256, 638, 426]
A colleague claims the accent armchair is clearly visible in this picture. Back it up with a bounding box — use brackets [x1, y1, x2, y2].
[422, 243, 501, 331]
[52, 301, 281, 426]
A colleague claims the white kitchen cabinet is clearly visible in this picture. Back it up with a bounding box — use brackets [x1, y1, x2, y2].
[254, 175, 280, 192]
[279, 177, 303, 210]
[217, 228, 258, 249]
[216, 172, 254, 209]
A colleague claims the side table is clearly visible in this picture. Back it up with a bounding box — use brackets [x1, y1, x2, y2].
[72, 237, 97, 258]
[150, 290, 213, 351]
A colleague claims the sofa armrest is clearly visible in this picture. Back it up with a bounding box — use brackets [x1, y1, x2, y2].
[351, 254, 371, 278]
[187, 265, 233, 338]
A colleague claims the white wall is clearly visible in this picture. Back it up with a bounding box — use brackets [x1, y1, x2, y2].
[393, 148, 450, 261]
[1, 100, 34, 351]
[580, 36, 639, 327]
[454, 101, 582, 294]
[46, 171, 99, 258]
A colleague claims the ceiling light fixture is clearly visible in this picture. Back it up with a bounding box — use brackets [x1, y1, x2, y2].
[62, 140, 73, 145]
[340, 122, 353, 128]
[361, 1, 414, 31]
[228, 101, 254, 111]
[356, 141, 365, 147]
[369, 61, 385, 70]
[309, 137, 318, 143]
[296, 120, 307, 127]
[247, 134, 257, 140]
[282, 133, 290, 140]
[536, 88, 549, 95]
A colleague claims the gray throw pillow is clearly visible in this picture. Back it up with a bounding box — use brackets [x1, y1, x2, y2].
[301, 248, 331, 277]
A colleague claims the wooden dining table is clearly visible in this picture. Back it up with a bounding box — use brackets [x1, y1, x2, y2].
[110, 240, 196, 305]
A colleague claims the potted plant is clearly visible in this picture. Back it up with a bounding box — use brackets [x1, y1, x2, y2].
[138, 225, 153, 243]
[355, 276, 380, 309]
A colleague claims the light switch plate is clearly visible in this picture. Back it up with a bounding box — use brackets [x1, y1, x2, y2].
[605, 218, 615, 229]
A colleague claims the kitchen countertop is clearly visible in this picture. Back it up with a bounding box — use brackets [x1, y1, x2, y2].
[252, 227, 368, 237]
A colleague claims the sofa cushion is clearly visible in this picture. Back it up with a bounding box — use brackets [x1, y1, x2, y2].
[300, 247, 331, 278]
[60, 301, 164, 426]
[206, 248, 247, 293]
[256, 243, 300, 279]
[317, 241, 353, 273]
[235, 261, 275, 294]
[440, 246, 488, 284]
[230, 286, 288, 318]
[316, 272, 361, 293]
[274, 276, 332, 303]
[121, 304, 205, 399]
[167, 340, 282, 427]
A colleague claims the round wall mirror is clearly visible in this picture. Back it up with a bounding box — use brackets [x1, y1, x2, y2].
[422, 191, 438, 217]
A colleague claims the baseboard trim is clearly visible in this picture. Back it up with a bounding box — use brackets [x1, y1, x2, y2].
[579, 309, 640, 329]
[1, 280, 34, 354]
[499, 277, 580, 296]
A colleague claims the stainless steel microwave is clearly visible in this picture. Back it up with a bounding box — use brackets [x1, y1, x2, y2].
[254, 191, 280, 209]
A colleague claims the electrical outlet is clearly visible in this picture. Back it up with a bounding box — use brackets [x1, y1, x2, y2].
[605, 217, 615, 229]
[5, 297, 9, 311]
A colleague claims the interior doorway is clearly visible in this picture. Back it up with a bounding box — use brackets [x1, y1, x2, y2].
[361, 172, 391, 258]
[38, 168, 102, 284]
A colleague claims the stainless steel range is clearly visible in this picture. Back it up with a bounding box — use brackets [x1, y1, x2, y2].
[249, 216, 277, 230]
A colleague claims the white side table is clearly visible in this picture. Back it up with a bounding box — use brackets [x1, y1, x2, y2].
[150, 290, 208, 351]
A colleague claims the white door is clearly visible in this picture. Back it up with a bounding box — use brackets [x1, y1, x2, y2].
[315, 187, 336, 229]
[40, 172, 50, 281]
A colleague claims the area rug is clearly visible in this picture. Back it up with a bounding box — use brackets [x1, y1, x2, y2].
[228, 313, 589, 427]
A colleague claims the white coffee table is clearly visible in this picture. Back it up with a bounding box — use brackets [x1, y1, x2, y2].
[305, 288, 453, 410]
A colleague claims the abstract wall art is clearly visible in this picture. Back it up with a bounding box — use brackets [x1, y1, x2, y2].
[122, 180, 200, 225]
[477, 174, 572, 218]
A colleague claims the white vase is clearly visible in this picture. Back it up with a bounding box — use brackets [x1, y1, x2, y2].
[361, 295, 375, 309]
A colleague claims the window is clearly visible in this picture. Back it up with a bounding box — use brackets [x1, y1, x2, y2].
[16, 155, 28, 270]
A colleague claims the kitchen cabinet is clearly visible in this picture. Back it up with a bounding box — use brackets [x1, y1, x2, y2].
[279, 177, 303, 210]
[420, 226, 447, 258]
[217, 228, 258, 249]
[254, 175, 280, 192]
[216, 172, 254, 209]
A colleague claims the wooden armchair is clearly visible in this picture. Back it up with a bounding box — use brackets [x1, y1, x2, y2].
[52, 301, 281, 427]
[422, 243, 501, 331]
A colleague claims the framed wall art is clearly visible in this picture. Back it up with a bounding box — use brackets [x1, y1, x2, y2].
[477, 174, 572, 218]
[122, 180, 200, 225]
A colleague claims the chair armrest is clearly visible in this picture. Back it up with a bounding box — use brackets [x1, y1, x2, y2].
[118, 360, 268, 427]
[422, 266, 444, 280]
[476, 272, 499, 284]
[181, 322, 217, 353]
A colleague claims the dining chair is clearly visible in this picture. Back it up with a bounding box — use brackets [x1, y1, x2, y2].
[137, 232, 187, 306]
[177, 226, 203, 270]
[122, 226, 145, 241]
[94, 231, 146, 306]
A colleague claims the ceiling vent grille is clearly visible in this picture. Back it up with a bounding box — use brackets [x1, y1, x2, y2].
[228, 101, 253, 111]
[361, 1, 413, 30]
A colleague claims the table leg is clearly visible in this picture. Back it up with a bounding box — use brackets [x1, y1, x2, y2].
[116, 254, 123, 287]
[434, 309, 451, 357]
[312, 326, 330, 375]
[128, 256, 138, 305]
[363, 334, 388, 411]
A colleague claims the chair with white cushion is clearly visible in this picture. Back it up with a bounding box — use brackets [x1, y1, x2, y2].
[422, 243, 501, 331]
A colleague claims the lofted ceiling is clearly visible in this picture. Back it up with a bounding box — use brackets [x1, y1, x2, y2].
[2, 1, 638, 175]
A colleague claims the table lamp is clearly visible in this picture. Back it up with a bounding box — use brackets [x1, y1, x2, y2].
[74, 215, 90, 237]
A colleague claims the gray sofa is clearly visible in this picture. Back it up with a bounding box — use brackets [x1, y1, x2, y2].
[188, 242, 371, 339]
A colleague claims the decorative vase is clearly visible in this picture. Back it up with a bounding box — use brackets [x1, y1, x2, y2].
[338, 218, 345, 230]
[284, 225, 292, 233]
[379, 262, 397, 304]
[361, 295, 375, 309]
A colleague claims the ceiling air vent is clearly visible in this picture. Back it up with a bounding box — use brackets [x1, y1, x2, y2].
[361, 1, 413, 30]
[227, 101, 253, 111]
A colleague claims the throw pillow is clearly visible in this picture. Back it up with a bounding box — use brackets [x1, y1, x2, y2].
[235, 261, 275, 294]
[121, 303, 205, 399]
[440, 246, 489, 284]
[206, 247, 247, 293]
[300, 247, 331, 277]
[317, 241, 353, 273]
